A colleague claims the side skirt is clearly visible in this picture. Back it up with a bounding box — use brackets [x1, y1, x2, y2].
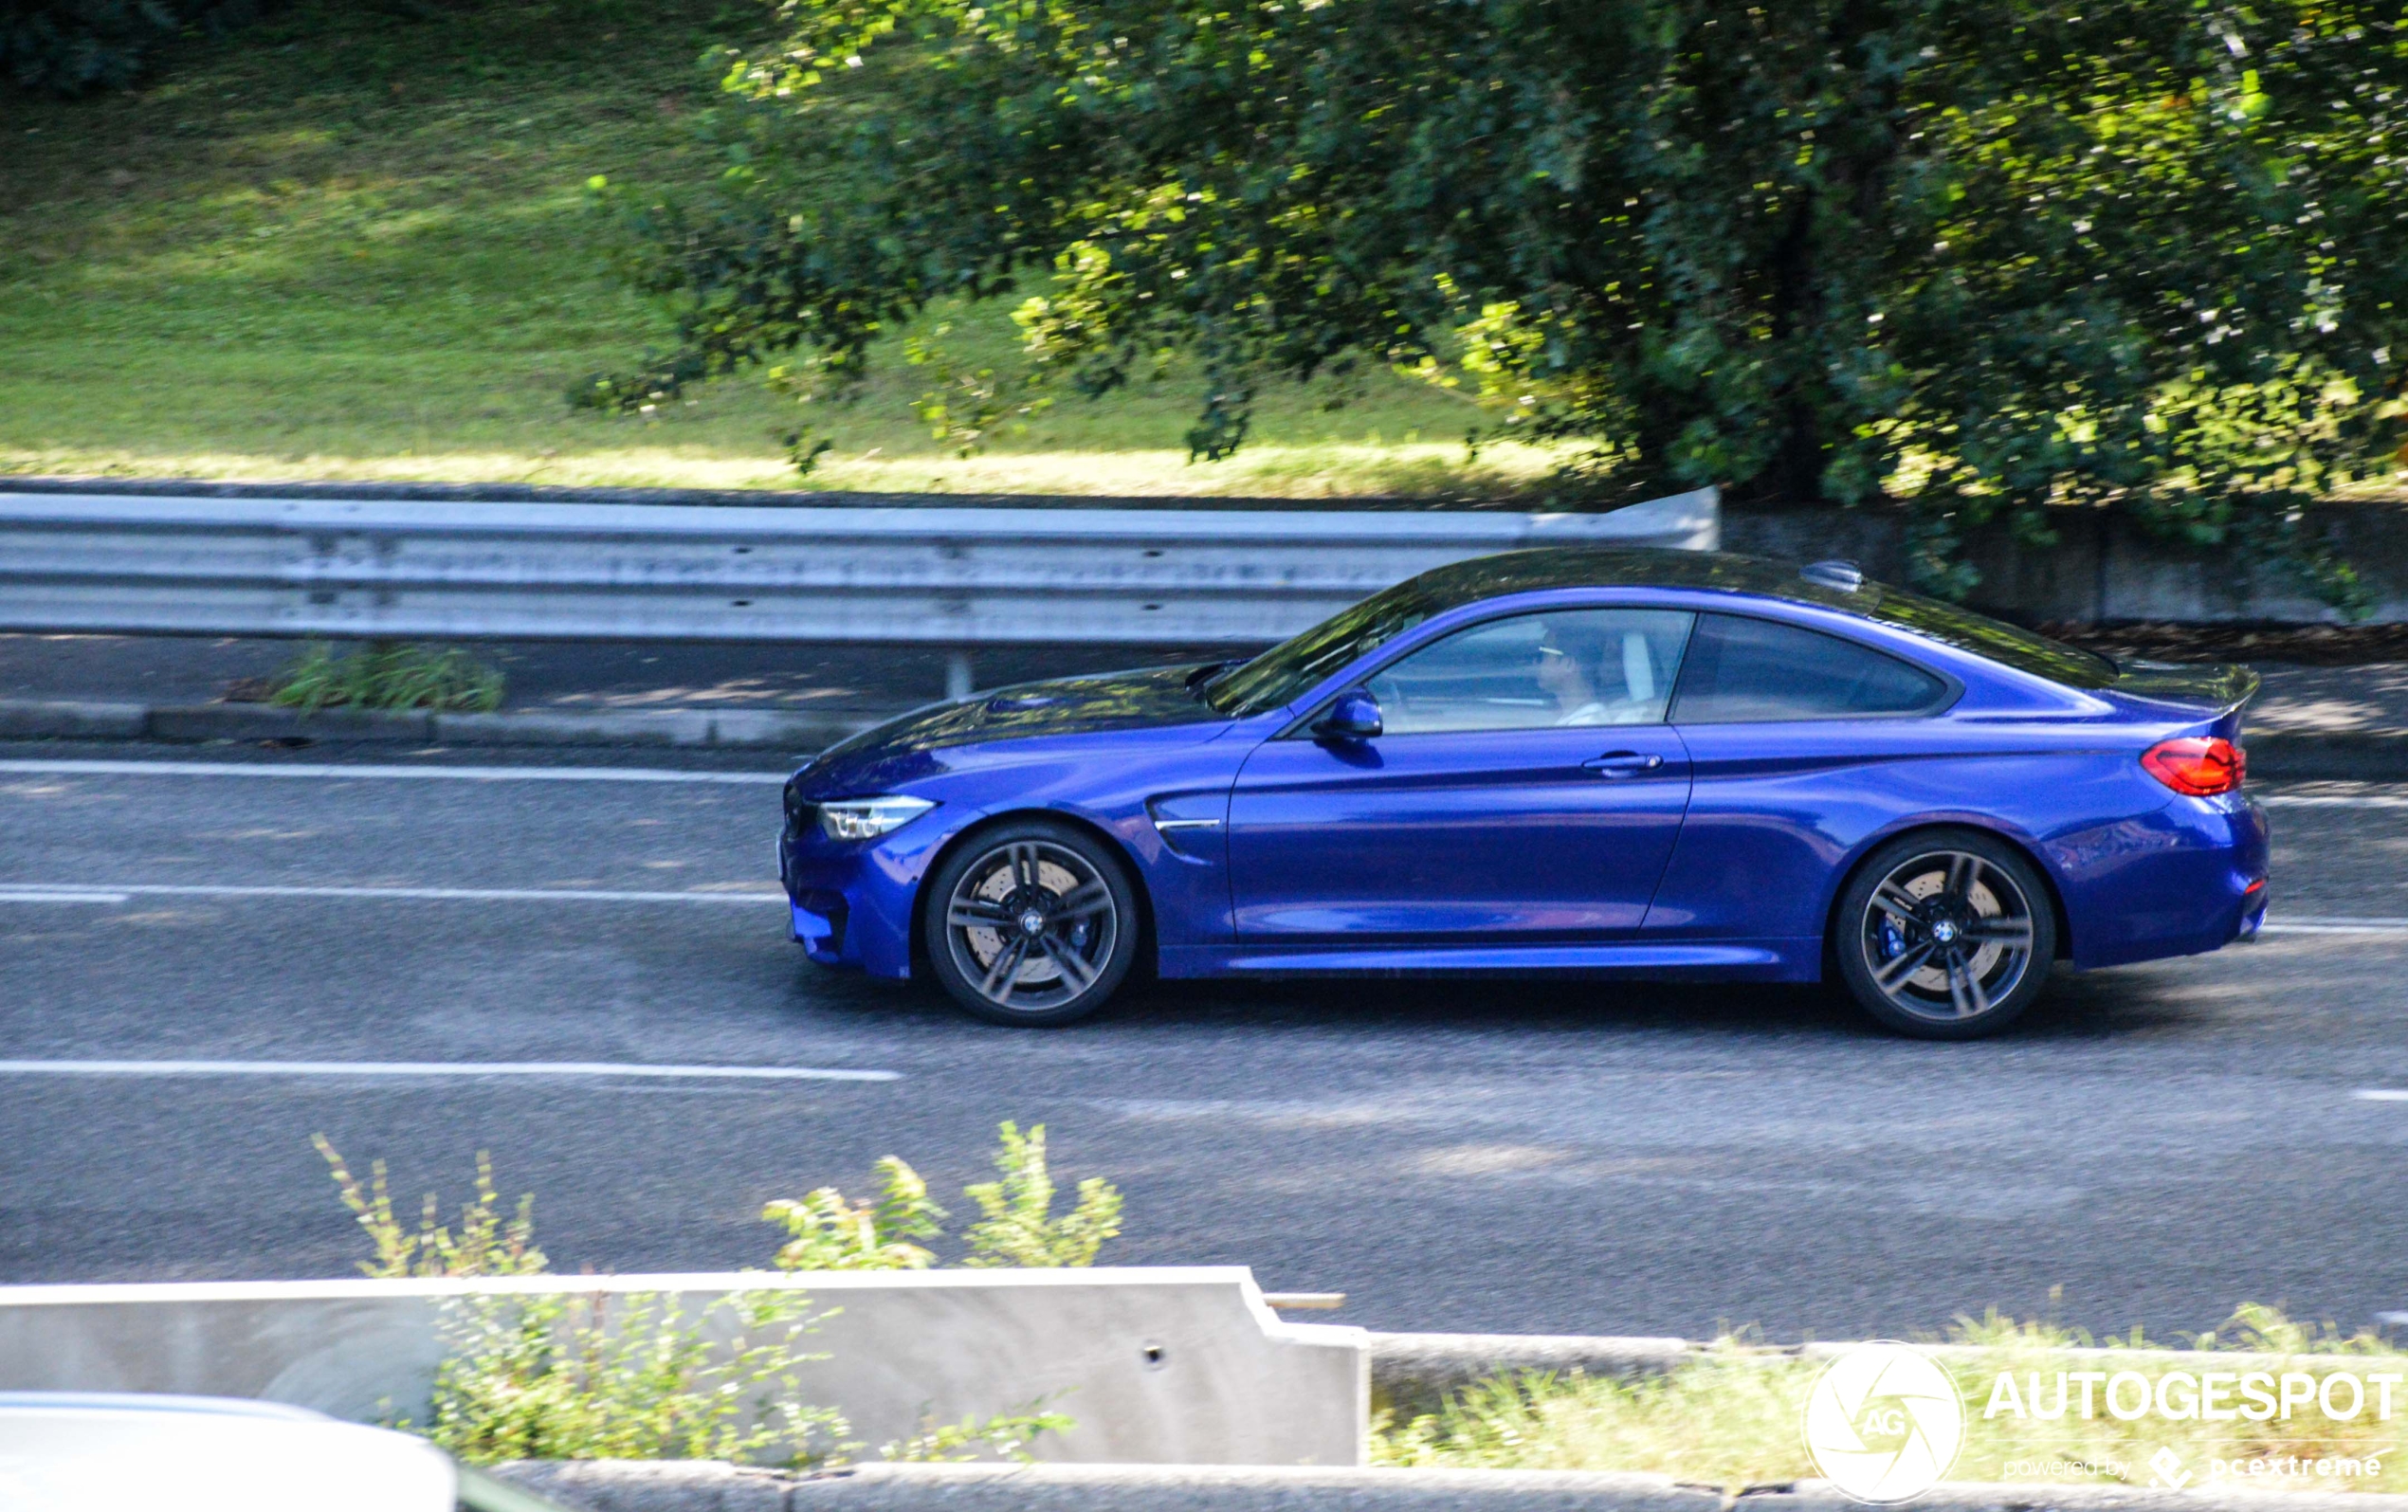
[1156, 939, 1823, 982]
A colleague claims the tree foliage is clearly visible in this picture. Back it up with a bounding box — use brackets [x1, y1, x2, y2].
[603, 0, 2408, 600]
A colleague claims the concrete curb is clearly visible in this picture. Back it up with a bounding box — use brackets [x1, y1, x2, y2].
[496, 1462, 1727, 1512]
[488, 1463, 2408, 1512]
[0, 698, 887, 751]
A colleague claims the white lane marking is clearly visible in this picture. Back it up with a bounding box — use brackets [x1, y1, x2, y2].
[2261, 918, 2408, 935]
[0, 759, 785, 784]
[2354, 1091, 2408, 1102]
[0, 884, 782, 904]
[2259, 793, 2408, 809]
[0, 890, 128, 904]
[0, 1060, 898, 1083]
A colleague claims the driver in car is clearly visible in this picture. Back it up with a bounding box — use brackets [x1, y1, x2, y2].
[1538, 620, 1663, 725]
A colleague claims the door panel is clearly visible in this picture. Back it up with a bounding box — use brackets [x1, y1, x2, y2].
[1228, 726, 1694, 942]
[1648, 613, 1964, 940]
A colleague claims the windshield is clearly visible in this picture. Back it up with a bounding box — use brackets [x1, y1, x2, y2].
[1865, 590, 2120, 689]
[1200, 582, 1437, 716]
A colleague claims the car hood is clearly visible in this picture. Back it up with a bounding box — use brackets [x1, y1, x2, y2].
[799, 663, 1232, 788]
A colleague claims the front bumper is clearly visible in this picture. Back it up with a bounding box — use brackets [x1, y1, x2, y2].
[779, 817, 937, 979]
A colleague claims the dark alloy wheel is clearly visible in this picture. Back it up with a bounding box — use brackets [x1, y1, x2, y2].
[922, 820, 1140, 1027]
[1833, 829, 2057, 1039]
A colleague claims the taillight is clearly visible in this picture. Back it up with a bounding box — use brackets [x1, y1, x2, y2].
[2142, 737, 2246, 796]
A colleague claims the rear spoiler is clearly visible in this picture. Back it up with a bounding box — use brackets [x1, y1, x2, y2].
[2109, 661, 2260, 720]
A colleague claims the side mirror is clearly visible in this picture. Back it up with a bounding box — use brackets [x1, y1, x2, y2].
[1312, 689, 1382, 742]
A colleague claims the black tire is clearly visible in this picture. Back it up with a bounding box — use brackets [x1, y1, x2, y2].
[1832, 828, 2057, 1040]
[922, 819, 1140, 1027]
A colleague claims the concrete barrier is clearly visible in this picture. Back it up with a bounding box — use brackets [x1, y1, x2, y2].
[486, 1463, 2408, 1512]
[0, 1268, 1364, 1467]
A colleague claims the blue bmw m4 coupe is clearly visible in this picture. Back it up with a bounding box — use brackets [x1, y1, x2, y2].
[780, 549, 2267, 1038]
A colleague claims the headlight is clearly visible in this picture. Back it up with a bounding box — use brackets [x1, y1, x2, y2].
[817, 795, 937, 842]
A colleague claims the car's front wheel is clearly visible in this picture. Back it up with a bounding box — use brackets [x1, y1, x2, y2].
[1833, 829, 2056, 1039]
[922, 819, 1140, 1027]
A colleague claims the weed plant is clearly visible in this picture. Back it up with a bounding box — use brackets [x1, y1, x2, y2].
[765, 1120, 1122, 1271]
[316, 1134, 543, 1278]
[314, 1128, 1098, 1466]
[419, 1288, 846, 1466]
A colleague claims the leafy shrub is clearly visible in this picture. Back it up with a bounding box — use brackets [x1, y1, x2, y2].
[423, 1288, 1068, 1468]
[268, 640, 504, 714]
[418, 1288, 846, 1466]
[766, 1156, 946, 1271]
[317, 1130, 1099, 1466]
[959, 1121, 1122, 1269]
[764, 1121, 1122, 1271]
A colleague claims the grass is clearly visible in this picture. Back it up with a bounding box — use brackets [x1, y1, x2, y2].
[0, 2, 1557, 498]
[1376, 1306, 2408, 1492]
[264, 641, 504, 714]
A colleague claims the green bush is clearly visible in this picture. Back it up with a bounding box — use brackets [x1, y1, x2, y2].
[417, 1288, 847, 1466]
[958, 1121, 1122, 1269]
[765, 1156, 947, 1272]
[315, 1137, 1077, 1466]
[765, 1121, 1123, 1272]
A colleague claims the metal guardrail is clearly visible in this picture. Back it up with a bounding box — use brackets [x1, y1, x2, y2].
[0, 487, 1717, 649]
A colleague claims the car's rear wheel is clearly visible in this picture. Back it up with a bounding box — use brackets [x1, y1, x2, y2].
[923, 819, 1139, 1027]
[1833, 829, 2056, 1039]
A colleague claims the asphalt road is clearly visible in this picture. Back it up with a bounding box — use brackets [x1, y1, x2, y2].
[1, 739, 2403, 1344]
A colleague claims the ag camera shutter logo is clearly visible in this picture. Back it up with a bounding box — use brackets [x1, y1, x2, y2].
[1802, 1341, 1967, 1503]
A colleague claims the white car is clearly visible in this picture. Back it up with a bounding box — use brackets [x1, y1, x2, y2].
[0, 1393, 561, 1512]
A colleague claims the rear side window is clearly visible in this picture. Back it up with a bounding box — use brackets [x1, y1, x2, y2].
[1670, 614, 1947, 723]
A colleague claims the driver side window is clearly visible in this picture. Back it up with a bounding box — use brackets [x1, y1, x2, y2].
[1363, 609, 1697, 736]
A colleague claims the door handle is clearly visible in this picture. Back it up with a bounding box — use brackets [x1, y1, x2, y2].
[1582, 751, 1664, 776]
